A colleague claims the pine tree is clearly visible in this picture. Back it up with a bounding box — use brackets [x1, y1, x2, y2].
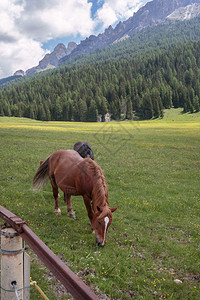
[86, 100, 98, 122]
[184, 69, 193, 85]
[79, 98, 87, 122]
[73, 98, 80, 121]
[0, 103, 4, 116]
[126, 97, 133, 120]
[151, 87, 161, 118]
[193, 95, 200, 112]
[100, 97, 108, 121]
[54, 97, 62, 120]
[142, 90, 153, 119]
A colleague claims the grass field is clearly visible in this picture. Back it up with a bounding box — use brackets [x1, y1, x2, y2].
[0, 108, 200, 299]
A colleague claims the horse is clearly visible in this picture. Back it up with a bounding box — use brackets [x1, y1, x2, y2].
[73, 142, 94, 160]
[33, 150, 118, 247]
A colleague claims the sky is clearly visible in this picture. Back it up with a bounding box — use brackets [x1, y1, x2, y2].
[0, 0, 150, 79]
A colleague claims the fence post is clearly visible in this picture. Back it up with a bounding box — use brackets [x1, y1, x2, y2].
[1, 227, 24, 300]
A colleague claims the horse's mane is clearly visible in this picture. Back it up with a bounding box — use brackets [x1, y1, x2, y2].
[83, 159, 108, 209]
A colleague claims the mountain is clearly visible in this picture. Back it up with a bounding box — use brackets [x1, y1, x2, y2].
[13, 70, 25, 76]
[26, 42, 77, 75]
[1, 37, 200, 121]
[1, 0, 200, 121]
[6, 0, 200, 81]
[167, 3, 200, 20]
[60, 0, 200, 64]
[13, 42, 77, 77]
[0, 75, 22, 86]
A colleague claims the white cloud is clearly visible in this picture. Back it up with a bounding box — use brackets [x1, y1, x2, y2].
[0, 39, 46, 79]
[96, 3, 118, 27]
[18, 0, 94, 41]
[0, 0, 149, 79]
[0, 0, 94, 78]
[95, 0, 148, 29]
[0, 0, 45, 78]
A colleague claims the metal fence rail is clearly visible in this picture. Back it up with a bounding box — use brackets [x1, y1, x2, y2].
[0, 205, 99, 300]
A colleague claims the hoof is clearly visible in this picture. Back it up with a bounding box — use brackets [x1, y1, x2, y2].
[55, 208, 61, 215]
[69, 211, 76, 220]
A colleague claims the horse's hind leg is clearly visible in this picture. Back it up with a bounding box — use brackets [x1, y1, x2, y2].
[64, 193, 76, 219]
[50, 176, 61, 215]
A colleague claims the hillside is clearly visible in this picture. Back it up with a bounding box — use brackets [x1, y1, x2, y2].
[1, 108, 200, 124]
[0, 34, 200, 121]
[1, 0, 200, 84]
[0, 75, 22, 86]
[157, 107, 200, 121]
[1, 13, 200, 90]
[61, 15, 200, 68]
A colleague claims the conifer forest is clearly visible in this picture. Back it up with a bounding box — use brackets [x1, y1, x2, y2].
[0, 18, 200, 121]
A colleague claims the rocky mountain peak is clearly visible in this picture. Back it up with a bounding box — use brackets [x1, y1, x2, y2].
[105, 25, 113, 35]
[13, 70, 25, 76]
[25, 41, 77, 76]
[66, 42, 77, 55]
[54, 43, 66, 51]
[61, 0, 200, 64]
[167, 2, 200, 20]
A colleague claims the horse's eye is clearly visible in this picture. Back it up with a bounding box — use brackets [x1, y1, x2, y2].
[98, 221, 101, 225]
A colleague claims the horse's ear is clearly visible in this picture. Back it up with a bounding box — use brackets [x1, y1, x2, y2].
[97, 206, 102, 212]
[111, 206, 119, 213]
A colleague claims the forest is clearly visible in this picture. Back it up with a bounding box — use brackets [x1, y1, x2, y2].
[0, 17, 200, 121]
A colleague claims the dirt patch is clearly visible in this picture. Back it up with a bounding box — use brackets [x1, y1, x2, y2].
[184, 273, 200, 282]
[30, 250, 111, 299]
[119, 289, 137, 298]
[44, 270, 73, 299]
[30, 251, 73, 299]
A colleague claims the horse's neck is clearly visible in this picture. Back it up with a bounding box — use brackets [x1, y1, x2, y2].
[93, 195, 108, 211]
[92, 177, 108, 211]
[83, 159, 108, 210]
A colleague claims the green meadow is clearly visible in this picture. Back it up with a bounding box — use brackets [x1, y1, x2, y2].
[0, 109, 199, 299]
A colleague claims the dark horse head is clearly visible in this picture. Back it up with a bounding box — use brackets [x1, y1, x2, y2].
[73, 142, 94, 160]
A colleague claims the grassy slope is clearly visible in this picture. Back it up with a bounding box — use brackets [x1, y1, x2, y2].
[0, 109, 199, 299]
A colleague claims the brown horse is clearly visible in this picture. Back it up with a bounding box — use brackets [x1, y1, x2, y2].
[33, 150, 118, 246]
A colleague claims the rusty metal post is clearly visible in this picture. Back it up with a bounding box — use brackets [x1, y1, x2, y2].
[0, 227, 24, 300]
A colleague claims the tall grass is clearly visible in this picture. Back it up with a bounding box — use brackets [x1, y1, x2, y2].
[0, 109, 199, 299]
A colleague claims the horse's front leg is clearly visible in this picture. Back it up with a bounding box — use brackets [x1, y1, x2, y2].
[83, 195, 94, 224]
[64, 193, 76, 219]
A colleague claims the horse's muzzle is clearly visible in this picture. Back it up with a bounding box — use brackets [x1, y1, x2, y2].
[96, 237, 105, 247]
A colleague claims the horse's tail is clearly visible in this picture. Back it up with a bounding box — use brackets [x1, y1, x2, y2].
[32, 157, 49, 190]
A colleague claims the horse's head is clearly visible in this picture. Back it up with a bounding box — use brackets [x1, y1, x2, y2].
[91, 205, 118, 247]
[74, 142, 94, 160]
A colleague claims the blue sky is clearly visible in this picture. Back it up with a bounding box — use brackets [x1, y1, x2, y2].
[0, 0, 150, 79]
